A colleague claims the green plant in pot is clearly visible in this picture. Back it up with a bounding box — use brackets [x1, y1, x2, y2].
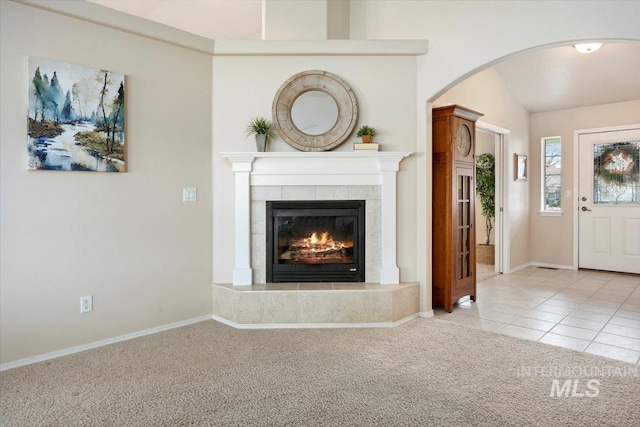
[246, 116, 276, 152]
[475, 153, 496, 264]
[356, 125, 376, 143]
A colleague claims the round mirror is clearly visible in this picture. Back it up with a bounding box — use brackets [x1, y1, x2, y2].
[272, 70, 358, 152]
[291, 90, 338, 136]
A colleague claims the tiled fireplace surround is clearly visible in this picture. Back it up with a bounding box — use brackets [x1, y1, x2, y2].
[212, 152, 419, 327]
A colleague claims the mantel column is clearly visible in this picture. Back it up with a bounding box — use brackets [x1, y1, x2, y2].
[378, 158, 403, 284]
[231, 157, 255, 286]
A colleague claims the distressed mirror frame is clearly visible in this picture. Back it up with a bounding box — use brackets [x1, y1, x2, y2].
[272, 70, 358, 152]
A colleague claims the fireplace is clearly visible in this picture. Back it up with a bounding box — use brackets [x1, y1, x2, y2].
[266, 200, 365, 282]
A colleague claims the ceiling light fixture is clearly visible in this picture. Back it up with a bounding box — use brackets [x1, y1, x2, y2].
[574, 43, 603, 54]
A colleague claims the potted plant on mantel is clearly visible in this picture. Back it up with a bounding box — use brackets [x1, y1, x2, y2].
[356, 125, 376, 143]
[475, 153, 496, 265]
[246, 116, 276, 152]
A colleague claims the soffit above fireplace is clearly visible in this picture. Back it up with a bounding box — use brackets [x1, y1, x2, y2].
[213, 40, 429, 57]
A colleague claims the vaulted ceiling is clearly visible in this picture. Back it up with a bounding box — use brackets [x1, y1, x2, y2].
[90, 0, 640, 114]
[493, 43, 640, 113]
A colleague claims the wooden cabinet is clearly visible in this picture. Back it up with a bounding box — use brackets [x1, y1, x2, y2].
[432, 105, 483, 312]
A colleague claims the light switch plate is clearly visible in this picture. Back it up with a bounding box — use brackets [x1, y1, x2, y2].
[183, 187, 197, 202]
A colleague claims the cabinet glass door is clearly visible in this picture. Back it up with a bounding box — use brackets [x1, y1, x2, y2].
[456, 168, 473, 280]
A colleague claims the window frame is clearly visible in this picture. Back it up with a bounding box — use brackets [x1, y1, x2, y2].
[540, 136, 563, 215]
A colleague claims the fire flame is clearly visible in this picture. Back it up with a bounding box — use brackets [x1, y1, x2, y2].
[280, 231, 354, 263]
[297, 231, 352, 252]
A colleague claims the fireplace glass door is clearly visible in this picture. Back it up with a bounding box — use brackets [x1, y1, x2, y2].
[266, 201, 365, 282]
[277, 216, 355, 265]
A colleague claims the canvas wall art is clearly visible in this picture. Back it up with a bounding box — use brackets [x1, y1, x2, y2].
[28, 57, 125, 172]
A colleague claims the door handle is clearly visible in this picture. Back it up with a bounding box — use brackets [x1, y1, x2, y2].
[581, 206, 591, 212]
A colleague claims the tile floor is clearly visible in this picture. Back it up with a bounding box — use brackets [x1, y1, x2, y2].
[434, 266, 640, 365]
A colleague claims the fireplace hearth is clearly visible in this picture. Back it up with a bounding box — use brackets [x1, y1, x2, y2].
[266, 200, 365, 282]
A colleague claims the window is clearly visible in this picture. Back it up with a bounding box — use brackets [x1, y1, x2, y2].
[593, 141, 639, 205]
[542, 137, 562, 212]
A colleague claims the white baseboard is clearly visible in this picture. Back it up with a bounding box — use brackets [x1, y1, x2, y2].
[0, 315, 212, 372]
[211, 313, 419, 330]
[419, 310, 434, 318]
[531, 262, 575, 271]
[509, 262, 532, 273]
[2, 311, 423, 371]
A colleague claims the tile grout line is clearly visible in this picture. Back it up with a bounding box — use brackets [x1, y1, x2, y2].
[518, 273, 609, 343]
[440, 267, 640, 361]
[587, 278, 640, 356]
[550, 275, 640, 358]
[539, 276, 613, 345]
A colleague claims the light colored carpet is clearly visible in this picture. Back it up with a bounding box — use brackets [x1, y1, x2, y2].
[1, 318, 638, 426]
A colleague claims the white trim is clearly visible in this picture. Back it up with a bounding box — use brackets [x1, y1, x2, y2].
[211, 313, 420, 329]
[476, 121, 510, 136]
[213, 39, 429, 56]
[0, 315, 212, 372]
[573, 124, 640, 271]
[509, 262, 533, 274]
[476, 122, 510, 275]
[541, 136, 562, 213]
[573, 129, 580, 270]
[419, 310, 435, 318]
[497, 133, 507, 274]
[531, 262, 575, 270]
[221, 151, 412, 160]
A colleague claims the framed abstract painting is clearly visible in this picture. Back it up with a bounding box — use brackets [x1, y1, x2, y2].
[27, 57, 125, 172]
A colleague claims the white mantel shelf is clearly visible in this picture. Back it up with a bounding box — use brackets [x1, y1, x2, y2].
[221, 151, 412, 159]
[221, 151, 412, 286]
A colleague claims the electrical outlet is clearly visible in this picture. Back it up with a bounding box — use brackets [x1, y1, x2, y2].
[80, 295, 92, 313]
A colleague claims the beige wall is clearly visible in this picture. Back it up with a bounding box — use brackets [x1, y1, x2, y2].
[212, 55, 418, 284]
[264, 0, 328, 40]
[2, 0, 639, 365]
[529, 100, 640, 267]
[434, 68, 531, 270]
[350, 1, 640, 100]
[351, 0, 639, 308]
[0, 1, 213, 364]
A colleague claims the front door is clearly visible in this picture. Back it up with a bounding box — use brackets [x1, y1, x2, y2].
[578, 127, 640, 274]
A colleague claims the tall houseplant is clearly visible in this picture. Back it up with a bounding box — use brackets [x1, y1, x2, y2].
[475, 153, 495, 245]
[246, 116, 276, 152]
